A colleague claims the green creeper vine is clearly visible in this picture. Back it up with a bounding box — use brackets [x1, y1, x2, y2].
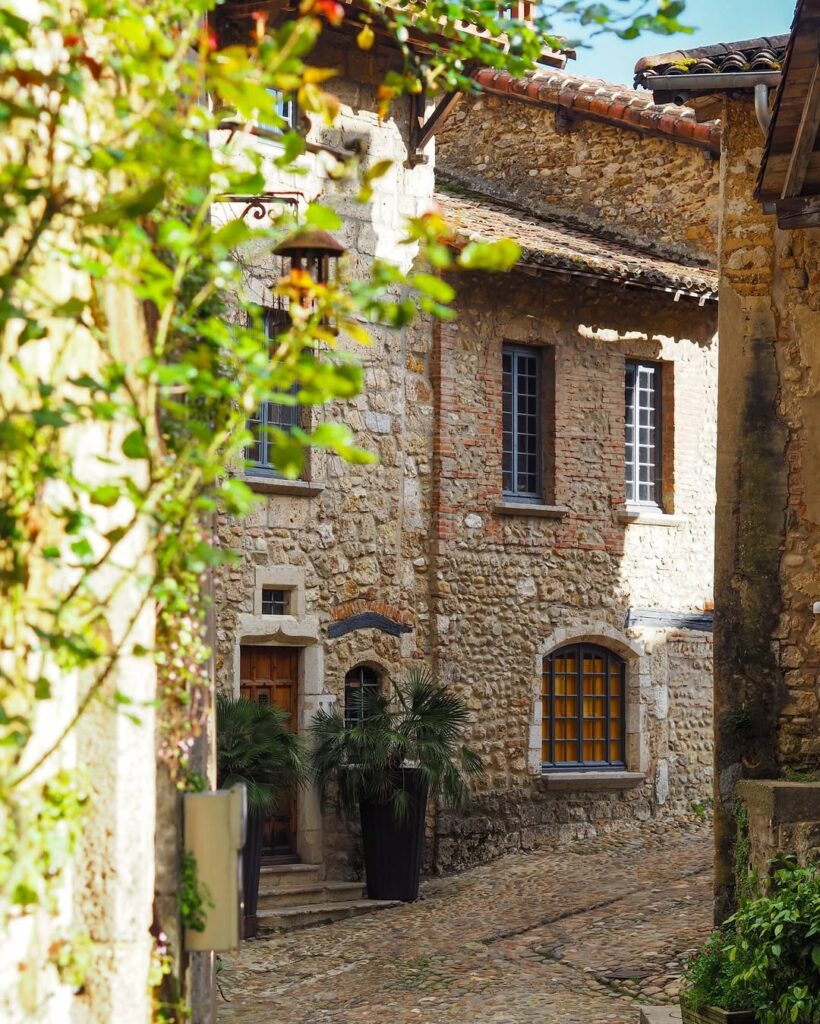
[0, 0, 691, 1018]
[177, 853, 213, 934]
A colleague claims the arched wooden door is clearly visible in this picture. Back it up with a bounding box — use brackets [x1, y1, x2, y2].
[239, 645, 298, 857]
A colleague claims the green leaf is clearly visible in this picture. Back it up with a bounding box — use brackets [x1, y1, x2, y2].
[89, 485, 120, 507]
[305, 203, 342, 231]
[122, 430, 149, 460]
[457, 238, 520, 271]
[412, 273, 454, 303]
[34, 678, 51, 700]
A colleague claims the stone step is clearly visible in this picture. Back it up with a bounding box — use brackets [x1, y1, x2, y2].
[640, 1007, 682, 1024]
[258, 862, 324, 893]
[256, 898, 401, 935]
[258, 881, 365, 911]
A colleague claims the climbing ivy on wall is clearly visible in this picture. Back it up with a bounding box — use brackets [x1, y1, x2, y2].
[0, 0, 689, 1017]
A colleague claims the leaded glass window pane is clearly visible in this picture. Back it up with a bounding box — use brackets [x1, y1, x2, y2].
[541, 645, 626, 769]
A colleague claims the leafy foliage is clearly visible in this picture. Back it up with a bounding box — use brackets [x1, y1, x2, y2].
[681, 924, 765, 1013]
[216, 693, 307, 814]
[310, 667, 485, 821]
[177, 852, 214, 933]
[728, 857, 820, 1024]
[0, 0, 690, 1012]
[681, 856, 820, 1023]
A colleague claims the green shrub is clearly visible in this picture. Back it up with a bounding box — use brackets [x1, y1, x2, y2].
[681, 856, 820, 1023]
[728, 857, 820, 1024]
[681, 925, 764, 1012]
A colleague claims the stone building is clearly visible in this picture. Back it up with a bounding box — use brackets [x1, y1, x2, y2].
[213, 4, 722, 886]
[637, 5, 820, 921]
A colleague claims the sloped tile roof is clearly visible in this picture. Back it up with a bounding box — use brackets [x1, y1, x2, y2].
[472, 68, 720, 152]
[436, 189, 718, 300]
[634, 36, 788, 84]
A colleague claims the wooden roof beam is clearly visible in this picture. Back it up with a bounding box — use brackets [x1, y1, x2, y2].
[781, 34, 820, 199]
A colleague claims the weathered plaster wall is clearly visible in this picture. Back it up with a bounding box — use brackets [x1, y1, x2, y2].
[0, 291, 157, 1023]
[436, 90, 720, 264]
[428, 270, 717, 870]
[713, 96, 820, 921]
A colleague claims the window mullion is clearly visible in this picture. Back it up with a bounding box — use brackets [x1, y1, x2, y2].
[576, 645, 583, 765]
[512, 352, 520, 494]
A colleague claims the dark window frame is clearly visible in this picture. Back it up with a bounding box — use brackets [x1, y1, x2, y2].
[541, 644, 627, 771]
[261, 588, 288, 616]
[245, 308, 303, 477]
[502, 344, 543, 502]
[625, 359, 663, 509]
[344, 665, 381, 728]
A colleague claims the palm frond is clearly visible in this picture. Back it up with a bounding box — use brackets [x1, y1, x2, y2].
[216, 691, 308, 813]
[308, 667, 485, 822]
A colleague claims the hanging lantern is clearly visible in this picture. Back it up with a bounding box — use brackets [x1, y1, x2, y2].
[273, 227, 346, 286]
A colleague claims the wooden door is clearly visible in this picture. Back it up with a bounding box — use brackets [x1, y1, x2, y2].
[239, 645, 299, 856]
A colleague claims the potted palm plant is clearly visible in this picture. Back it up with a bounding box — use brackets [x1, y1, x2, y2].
[310, 666, 484, 902]
[216, 692, 307, 938]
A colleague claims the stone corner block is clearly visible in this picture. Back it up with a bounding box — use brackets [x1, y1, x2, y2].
[736, 779, 820, 826]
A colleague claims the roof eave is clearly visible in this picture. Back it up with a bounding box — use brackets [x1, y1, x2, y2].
[643, 69, 782, 102]
[517, 252, 718, 302]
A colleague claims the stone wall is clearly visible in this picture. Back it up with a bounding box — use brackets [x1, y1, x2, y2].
[436, 89, 720, 265]
[713, 96, 820, 919]
[425, 268, 717, 871]
[212, 51, 720, 880]
[212, 35, 438, 874]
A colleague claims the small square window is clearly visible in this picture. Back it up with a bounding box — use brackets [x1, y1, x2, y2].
[261, 588, 288, 616]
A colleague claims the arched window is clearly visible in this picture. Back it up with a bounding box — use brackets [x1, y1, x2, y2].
[541, 644, 625, 768]
[344, 665, 380, 727]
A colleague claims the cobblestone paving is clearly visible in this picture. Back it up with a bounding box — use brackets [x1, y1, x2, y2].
[217, 820, 712, 1024]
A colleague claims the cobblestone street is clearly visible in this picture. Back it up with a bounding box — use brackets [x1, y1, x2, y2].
[217, 821, 712, 1024]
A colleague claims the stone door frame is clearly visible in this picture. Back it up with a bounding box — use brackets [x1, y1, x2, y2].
[233, 609, 329, 865]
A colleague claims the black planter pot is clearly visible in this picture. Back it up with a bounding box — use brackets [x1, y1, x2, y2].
[359, 768, 428, 902]
[242, 809, 264, 939]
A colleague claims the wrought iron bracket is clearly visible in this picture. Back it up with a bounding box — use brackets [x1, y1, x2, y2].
[217, 191, 305, 222]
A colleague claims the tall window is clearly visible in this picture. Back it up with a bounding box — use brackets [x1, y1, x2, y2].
[344, 666, 380, 727]
[541, 644, 625, 769]
[625, 360, 662, 508]
[245, 308, 299, 475]
[503, 345, 541, 501]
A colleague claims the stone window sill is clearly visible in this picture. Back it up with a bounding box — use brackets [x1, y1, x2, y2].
[614, 508, 684, 528]
[245, 476, 325, 497]
[540, 770, 646, 792]
[494, 502, 569, 519]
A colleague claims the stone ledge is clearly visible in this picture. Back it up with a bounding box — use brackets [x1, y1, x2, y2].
[640, 1007, 681, 1024]
[494, 502, 570, 518]
[540, 770, 646, 792]
[736, 779, 820, 826]
[245, 476, 325, 497]
[614, 508, 685, 528]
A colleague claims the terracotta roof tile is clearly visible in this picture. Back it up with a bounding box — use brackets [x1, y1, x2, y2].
[435, 188, 718, 300]
[634, 35, 789, 84]
[472, 67, 720, 152]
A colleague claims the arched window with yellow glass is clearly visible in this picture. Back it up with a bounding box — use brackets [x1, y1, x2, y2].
[541, 644, 626, 768]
